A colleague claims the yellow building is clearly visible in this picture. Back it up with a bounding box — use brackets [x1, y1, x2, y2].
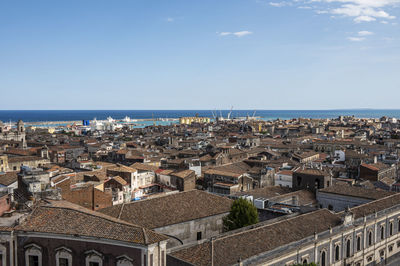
[179, 117, 211, 125]
[0, 155, 8, 172]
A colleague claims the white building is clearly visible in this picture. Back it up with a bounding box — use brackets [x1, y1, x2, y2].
[274, 170, 293, 188]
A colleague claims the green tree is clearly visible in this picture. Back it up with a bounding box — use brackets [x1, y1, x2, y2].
[223, 198, 259, 231]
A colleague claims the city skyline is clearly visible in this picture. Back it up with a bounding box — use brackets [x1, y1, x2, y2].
[1, 0, 399, 110]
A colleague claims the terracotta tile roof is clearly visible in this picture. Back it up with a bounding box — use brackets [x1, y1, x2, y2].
[204, 169, 242, 178]
[170, 209, 341, 266]
[158, 169, 175, 175]
[295, 168, 330, 176]
[108, 164, 137, 173]
[14, 202, 167, 245]
[277, 170, 293, 176]
[361, 162, 391, 172]
[234, 186, 292, 199]
[0, 171, 18, 186]
[319, 184, 395, 200]
[98, 190, 232, 229]
[171, 170, 195, 179]
[130, 162, 158, 172]
[8, 156, 47, 163]
[104, 176, 128, 186]
[350, 193, 400, 219]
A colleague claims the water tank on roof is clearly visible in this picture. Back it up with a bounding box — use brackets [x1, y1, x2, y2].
[254, 198, 268, 209]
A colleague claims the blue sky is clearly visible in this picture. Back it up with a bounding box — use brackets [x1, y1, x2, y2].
[0, 0, 399, 110]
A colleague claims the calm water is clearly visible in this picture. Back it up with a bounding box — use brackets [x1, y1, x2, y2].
[0, 110, 400, 122]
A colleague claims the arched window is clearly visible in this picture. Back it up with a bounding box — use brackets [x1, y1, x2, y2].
[302, 259, 308, 264]
[55, 247, 72, 266]
[320, 250, 326, 266]
[346, 239, 351, 257]
[381, 226, 385, 240]
[25, 243, 42, 266]
[390, 222, 393, 236]
[335, 245, 340, 261]
[357, 236, 361, 251]
[368, 230, 373, 246]
[398, 219, 400, 232]
[328, 205, 333, 211]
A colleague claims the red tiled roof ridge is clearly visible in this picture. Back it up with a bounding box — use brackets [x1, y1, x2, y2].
[33, 202, 145, 230]
[216, 208, 334, 242]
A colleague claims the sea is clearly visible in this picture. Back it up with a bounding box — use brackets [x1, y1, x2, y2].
[0, 110, 400, 123]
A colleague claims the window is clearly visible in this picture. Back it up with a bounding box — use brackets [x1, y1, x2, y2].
[0, 244, 6, 266]
[25, 244, 42, 266]
[335, 245, 340, 261]
[381, 225, 385, 240]
[346, 239, 351, 257]
[390, 222, 393, 236]
[389, 245, 394, 253]
[368, 230, 373, 246]
[149, 254, 153, 266]
[328, 205, 333, 211]
[357, 236, 361, 251]
[116, 255, 134, 266]
[59, 258, 68, 266]
[297, 177, 302, 186]
[197, 232, 202, 241]
[398, 219, 400, 232]
[56, 247, 72, 266]
[85, 250, 103, 266]
[302, 259, 308, 264]
[320, 251, 326, 266]
[29, 256, 39, 266]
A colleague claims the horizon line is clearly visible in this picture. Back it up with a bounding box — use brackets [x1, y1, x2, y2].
[1, 108, 400, 111]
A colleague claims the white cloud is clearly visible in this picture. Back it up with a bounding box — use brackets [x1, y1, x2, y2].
[354, 15, 376, 22]
[233, 31, 253, 37]
[269, 1, 287, 7]
[347, 36, 366, 41]
[358, 30, 373, 36]
[219, 31, 253, 37]
[166, 17, 174, 22]
[381, 20, 389, 24]
[276, 0, 400, 24]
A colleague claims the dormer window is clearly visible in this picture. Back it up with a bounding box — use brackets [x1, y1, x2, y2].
[85, 250, 103, 266]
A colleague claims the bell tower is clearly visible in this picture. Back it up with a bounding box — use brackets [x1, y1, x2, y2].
[17, 120, 25, 133]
